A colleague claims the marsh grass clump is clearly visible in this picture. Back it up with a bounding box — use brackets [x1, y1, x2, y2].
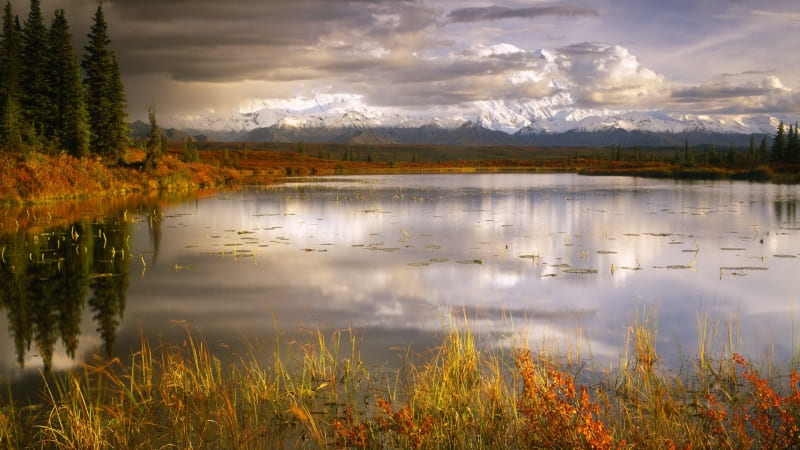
[1, 315, 799, 448]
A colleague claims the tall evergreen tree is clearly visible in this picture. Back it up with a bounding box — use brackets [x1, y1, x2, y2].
[82, 5, 126, 162]
[0, 1, 24, 151]
[20, 0, 50, 148]
[108, 52, 128, 152]
[46, 9, 89, 157]
[143, 103, 161, 172]
[183, 135, 199, 162]
[758, 135, 768, 162]
[772, 121, 786, 162]
[787, 123, 799, 163]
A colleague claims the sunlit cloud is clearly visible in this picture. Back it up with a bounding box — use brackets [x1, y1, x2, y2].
[10, 0, 797, 120]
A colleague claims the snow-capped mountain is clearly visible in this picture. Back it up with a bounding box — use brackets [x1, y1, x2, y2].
[161, 93, 794, 144]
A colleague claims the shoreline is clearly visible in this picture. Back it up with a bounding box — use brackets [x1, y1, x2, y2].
[2, 146, 798, 207]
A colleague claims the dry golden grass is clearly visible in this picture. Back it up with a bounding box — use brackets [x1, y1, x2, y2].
[1, 314, 798, 449]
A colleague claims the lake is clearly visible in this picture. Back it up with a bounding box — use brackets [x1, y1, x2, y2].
[1, 173, 798, 393]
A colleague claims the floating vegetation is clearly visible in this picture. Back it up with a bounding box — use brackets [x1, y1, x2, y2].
[429, 258, 448, 263]
[408, 262, 431, 267]
[596, 250, 617, 255]
[665, 265, 693, 270]
[773, 254, 796, 258]
[541, 273, 557, 277]
[237, 230, 255, 235]
[367, 247, 400, 253]
[184, 244, 199, 248]
[426, 245, 441, 250]
[457, 259, 483, 265]
[721, 248, 746, 251]
[645, 232, 672, 237]
[720, 266, 768, 271]
[563, 268, 598, 274]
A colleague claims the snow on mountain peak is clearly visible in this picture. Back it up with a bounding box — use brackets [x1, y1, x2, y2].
[163, 92, 792, 137]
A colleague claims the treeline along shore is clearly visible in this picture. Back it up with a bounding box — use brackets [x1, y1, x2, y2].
[3, 134, 800, 206]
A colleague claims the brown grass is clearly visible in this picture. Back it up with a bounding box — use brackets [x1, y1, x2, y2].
[1, 315, 798, 449]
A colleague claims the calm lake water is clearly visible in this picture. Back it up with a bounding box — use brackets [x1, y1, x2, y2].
[1, 173, 799, 390]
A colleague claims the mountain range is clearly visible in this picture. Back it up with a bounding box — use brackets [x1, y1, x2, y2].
[137, 95, 794, 147]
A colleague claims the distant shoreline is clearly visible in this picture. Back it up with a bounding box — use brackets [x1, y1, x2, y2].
[2, 143, 798, 206]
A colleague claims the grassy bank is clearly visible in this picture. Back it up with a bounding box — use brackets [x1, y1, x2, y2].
[2, 144, 798, 204]
[0, 150, 240, 205]
[1, 313, 798, 448]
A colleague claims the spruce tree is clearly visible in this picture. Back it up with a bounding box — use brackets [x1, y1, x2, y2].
[0, 1, 24, 151]
[83, 5, 127, 163]
[46, 9, 89, 157]
[726, 143, 735, 165]
[758, 136, 768, 162]
[183, 135, 199, 162]
[109, 53, 128, 154]
[772, 121, 786, 162]
[787, 123, 799, 163]
[20, 0, 50, 148]
[143, 104, 161, 172]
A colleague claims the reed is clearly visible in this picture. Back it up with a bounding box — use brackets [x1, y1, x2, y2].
[0, 314, 798, 449]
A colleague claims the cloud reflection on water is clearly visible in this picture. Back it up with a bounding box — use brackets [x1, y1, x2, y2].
[1, 174, 798, 382]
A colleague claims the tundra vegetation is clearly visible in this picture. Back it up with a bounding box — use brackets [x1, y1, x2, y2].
[0, 314, 798, 448]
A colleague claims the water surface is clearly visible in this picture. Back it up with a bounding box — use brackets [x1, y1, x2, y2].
[1, 174, 798, 388]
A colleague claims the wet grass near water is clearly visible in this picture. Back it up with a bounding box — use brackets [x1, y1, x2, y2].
[1, 313, 798, 449]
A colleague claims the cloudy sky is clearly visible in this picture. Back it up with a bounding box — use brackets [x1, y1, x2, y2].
[11, 0, 800, 121]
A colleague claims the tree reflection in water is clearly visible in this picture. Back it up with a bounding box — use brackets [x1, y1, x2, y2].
[0, 211, 131, 371]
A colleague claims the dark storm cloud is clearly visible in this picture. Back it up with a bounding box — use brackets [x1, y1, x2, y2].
[447, 5, 598, 23]
[98, 0, 439, 82]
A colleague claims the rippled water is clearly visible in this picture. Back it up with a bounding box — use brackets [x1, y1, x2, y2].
[1, 173, 798, 389]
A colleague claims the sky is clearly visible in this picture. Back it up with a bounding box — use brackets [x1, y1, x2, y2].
[9, 0, 800, 122]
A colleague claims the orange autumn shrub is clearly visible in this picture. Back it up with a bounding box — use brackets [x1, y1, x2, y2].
[332, 398, 434, 449]
[700, 354, 800, 448]
[516, 350, 615, 449]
